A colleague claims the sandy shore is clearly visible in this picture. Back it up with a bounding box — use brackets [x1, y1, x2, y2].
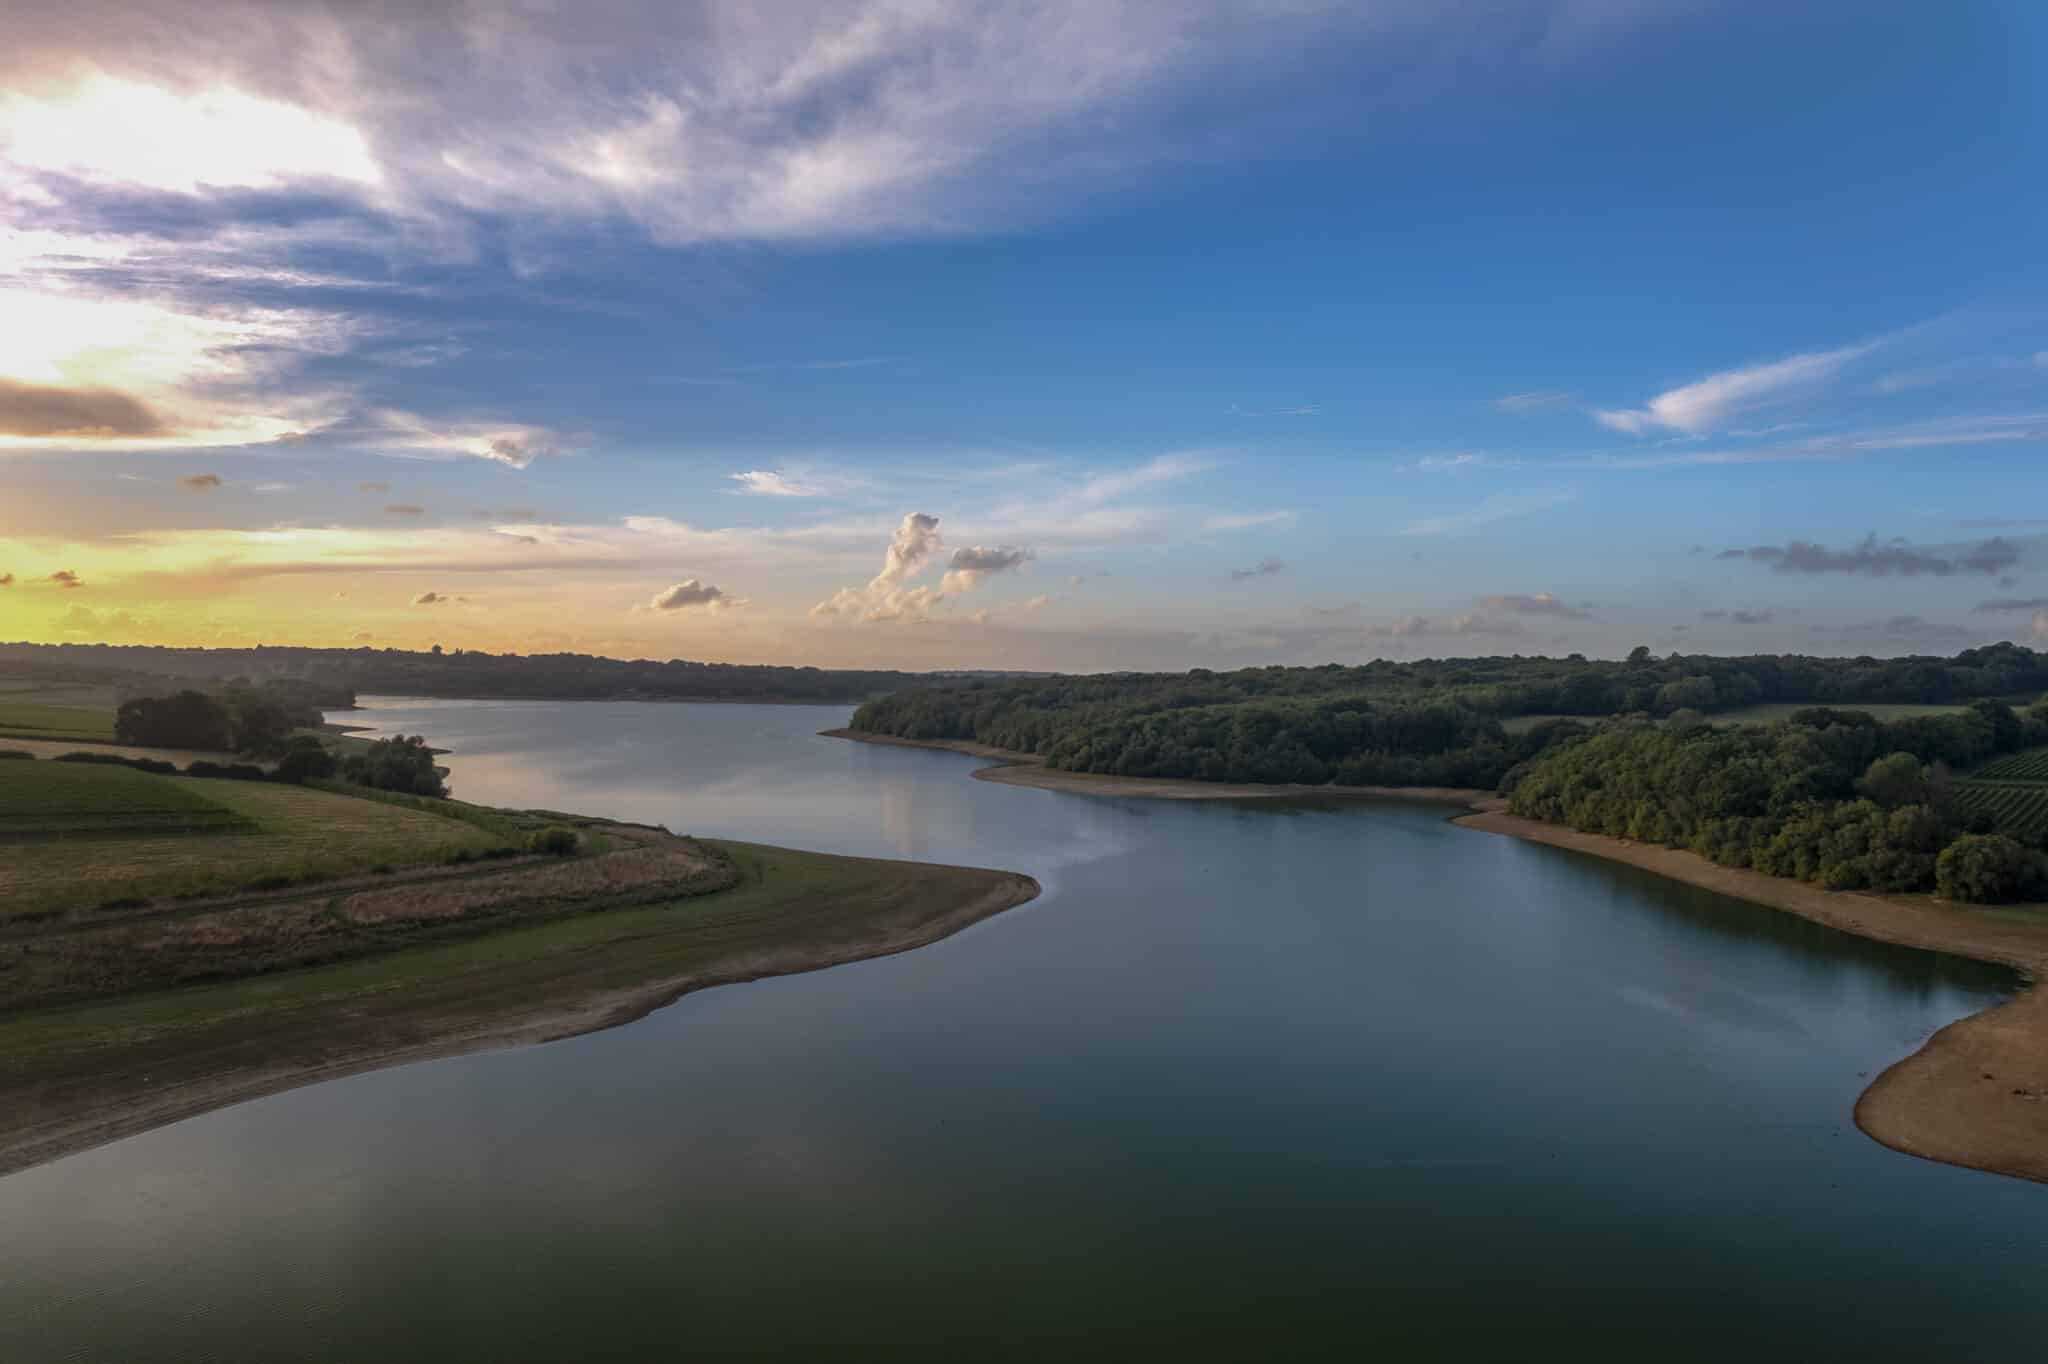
[829, 725, 2048, 1184]
[821, 728, 1494, 805]
[1454, 811, 2048, 1185]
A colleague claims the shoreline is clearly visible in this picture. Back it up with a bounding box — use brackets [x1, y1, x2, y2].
[820, 728, 1496, 805]
[0, 840, 1038, 1178]
[829, 725, 2048, 1185]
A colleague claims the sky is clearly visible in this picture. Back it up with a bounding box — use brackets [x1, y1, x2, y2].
[2, 0, 2046, 672]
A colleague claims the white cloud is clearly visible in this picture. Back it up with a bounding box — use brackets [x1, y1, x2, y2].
[1490, 391, 1572, 414]
[649, 578, 737, 611]
[812, 511, 948, 622]
[1203, 509, 1293, 530]
[1592, 341, 1876, 436]
[730, 470, 823, 497]
[0, 73, 380, 194]
[1401, 490, 1574, 537]
[359, 409, 563, 467]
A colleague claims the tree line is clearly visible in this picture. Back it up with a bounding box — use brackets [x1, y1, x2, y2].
[1507, 700, 2048, 903]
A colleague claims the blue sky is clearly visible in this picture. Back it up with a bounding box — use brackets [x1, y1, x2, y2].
[2, 0, 2045, 669]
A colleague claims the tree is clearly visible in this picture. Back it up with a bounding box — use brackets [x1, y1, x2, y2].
[114, 690, 232, 750]
[1856, 752, 1927, 809]
[275, 736, 339, 784]
[1937, 834, 2040, 904]
[340, 734, 448, 797]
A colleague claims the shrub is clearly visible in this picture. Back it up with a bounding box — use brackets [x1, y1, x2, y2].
[1936, 833, 2043, 904]
[274, 736, 339, 784]
[184, 761, 270, 782]
[340, 734, 448, 798]
[53, 751, 179, 775]
[0, 749, 33, 761]
[527, 826, 581, 857]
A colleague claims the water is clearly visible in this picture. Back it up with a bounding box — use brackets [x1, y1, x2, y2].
[2, 698, 2040, 1360]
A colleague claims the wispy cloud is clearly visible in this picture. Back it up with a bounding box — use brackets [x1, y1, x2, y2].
[1401, 490, 1573, 537]
[1716, 535, 2019, 578]
[1491, 390, 1573, 414]
[1230, 558, 1285, 581]
[1204, 510, 1293, 530]
[1478, 592, 1592, 620]
[1592, 341, 1877, 436]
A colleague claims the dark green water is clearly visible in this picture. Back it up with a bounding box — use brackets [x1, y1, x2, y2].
[2, 699, 2040, 1361]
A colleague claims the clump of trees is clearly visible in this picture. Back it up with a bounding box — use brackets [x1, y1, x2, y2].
[1507, 700, 2048, 902]
[527, 826, 580, 856]
[112, 681, 329, 754]
[339, 735, 448, 798]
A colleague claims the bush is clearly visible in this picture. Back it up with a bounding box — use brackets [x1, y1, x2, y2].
[0, 749, 33, 761]
[183, 761, 269, 782]
[274, 736, 339, 784]
[114, 690, 233, 751]
[527, 826, 581, 857]
[339, 734, 448, 798]
[1936, 834, 2043, 904]
[53, 751, 179, 775]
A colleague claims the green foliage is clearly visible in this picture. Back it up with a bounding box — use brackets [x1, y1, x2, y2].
[0, 749, 35, 760]
[527, 826, 581, 856]
[1857, 752, 1929, 809]
[1936, 834, 2045, 904]
[274, 736, 339, 784]
[1508, 704, 2046, 898]
[54, 751, 179, 775]
[339, 734, 449, 798]
[114, 689, 233, 751]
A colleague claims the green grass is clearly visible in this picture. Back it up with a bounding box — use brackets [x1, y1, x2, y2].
[0, 762, 250, 839]
[0, 776, 510, 917]
[0, 701, 117, 742]
[1953, 782, 2048, 843]
[1970, 747, 2048, 782]
[0, 837, 1032, 1173]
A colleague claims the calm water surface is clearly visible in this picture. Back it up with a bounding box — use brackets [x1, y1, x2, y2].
[3, 699, 2041, 1360]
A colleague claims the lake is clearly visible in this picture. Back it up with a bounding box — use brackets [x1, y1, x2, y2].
[2, 699, 2042, 1360]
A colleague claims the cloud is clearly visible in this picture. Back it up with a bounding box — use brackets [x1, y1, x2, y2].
[941, 545, 1034, 593]
[1401, 490, 1573, 537]
[1074, 452, 1210, 506]
[1230, 558, 1285, 581]
[1408, 453, 1522, 473]
[360, 481, 390, 494]
[1974, 597, 2048, 613]
[0, 378, 167, 438]
[649, 578, 736, 611]
[731, 470, 823, 497]
[1491, 391, 1573, 414]
[812, 511, 947, 622]
[1593, 341, 1876, 435]
[1203, 510, 1293, 530]
[385, 504, 427, 516]
[1718, 535, 2018, 578]
[1702, 608, 1777, 625]
[1023, 593, 1053, 611]
[412, 591, 448, 605]
[49, 569, 83, 588]
[359, 409, 561, 467]
[1364, 613, 1520, 640]
[179, 472, 222, 490]
[1477, 592, 1592, 620]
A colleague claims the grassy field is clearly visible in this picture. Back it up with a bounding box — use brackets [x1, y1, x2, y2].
[0, 771, 509, 917]
[0, 701, 117, 742]
[0, 837, 1035, 1175]
[0, 762, 252, 840]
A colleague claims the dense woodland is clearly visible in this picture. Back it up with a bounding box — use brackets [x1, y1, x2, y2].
[1508, 702, 2048, 903]
[0, 642, 940, 705]
[852, 644, 2048, 783]
[853, 644, 2048, 902]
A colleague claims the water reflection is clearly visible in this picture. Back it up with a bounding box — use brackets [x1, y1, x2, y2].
[0, 699, 2038, 1363]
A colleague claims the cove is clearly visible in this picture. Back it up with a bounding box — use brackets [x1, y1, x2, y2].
[1, 699, 2040, 1362]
